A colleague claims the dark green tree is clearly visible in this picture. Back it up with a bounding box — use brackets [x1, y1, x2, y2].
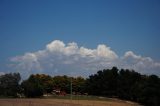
[86, 67, 118, 96]
[117, 69, 141, 100]
[0, 73, 21, 97]
[86, 67, 160, 106]
[21, 74, 43, 97]
[72, 76, 86, 93]
[137, 75, 160, 106]
[52, 75, 70, 93]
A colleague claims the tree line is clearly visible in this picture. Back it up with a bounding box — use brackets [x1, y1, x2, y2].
[86, 67, 160, 106]
[0, 67, 160, 106]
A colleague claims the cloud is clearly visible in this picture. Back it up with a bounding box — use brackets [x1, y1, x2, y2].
[10, 40, 160, 78]
[121, 51, 160, 75]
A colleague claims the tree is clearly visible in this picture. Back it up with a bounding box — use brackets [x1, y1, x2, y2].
[0, 73, 21, 97]
[138, 75, 160, 106]
[30, 74, 53, 94]
[52, 75, 70, 93]
[85, 67, 160, 106]
[72, 77, 86, 93]
[21, 74, 43, 97]
[117, 69, 141, 100]
[86, 67, 118, 96]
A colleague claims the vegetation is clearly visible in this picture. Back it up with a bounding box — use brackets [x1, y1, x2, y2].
[0, 73, 21, 97]
[0, 67, 160, 106]
[20, 74, 86, 97]
[86, 67, 160, 106]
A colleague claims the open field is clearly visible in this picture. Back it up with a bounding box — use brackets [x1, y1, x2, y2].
[0, 98, 141, 106]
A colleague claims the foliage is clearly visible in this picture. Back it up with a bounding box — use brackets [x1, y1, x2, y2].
[1, 67, 160, 106]
[21, 74, 86, 97]
[86, 67, 160, 106]
[21, 74, 44, 97]
[52, 75, 70, 93]
[0, 73, 21, 97]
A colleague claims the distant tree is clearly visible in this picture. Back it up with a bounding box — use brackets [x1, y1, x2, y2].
[103, 67, 118, 96]
[52, 76, 86, 94]
[10, 67, 159, 106]
[0, 73, 21, 97]
[86, 67, 160, 106]
[72, 76, 86, 93]
[86, 67, 118, 96]
[117, 69, 141, 100]
[21, 75, 43, 97]
[30, 74, 53, 94]
[138, 75, 160, 106]
[52, 75, 70, 93]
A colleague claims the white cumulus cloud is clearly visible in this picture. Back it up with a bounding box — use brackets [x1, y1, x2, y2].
[10, 40, 160, 78]
[121, 51, 160, 75]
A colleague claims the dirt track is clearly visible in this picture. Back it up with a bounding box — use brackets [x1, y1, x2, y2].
[0, 99, 141, 106]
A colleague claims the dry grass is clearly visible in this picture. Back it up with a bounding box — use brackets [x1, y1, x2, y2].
[0, 99, 141, 106]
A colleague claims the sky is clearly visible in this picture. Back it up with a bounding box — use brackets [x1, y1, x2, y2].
[0, 0, 160, 78]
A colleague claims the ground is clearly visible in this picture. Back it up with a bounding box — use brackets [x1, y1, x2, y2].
[0, 98, 141, 106]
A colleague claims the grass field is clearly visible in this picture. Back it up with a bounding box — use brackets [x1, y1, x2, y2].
[0, 96, 142, 106]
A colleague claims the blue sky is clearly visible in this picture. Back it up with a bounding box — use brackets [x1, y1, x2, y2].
[0, 0, 160, 77]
